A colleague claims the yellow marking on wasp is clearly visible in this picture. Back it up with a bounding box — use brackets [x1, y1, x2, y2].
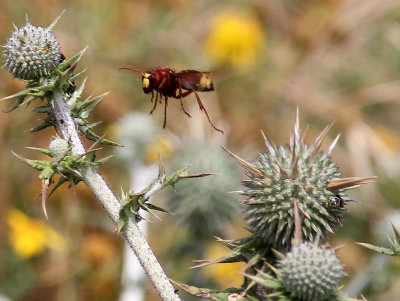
[142, 73, 151, 89]
[198, 74, 212, 90]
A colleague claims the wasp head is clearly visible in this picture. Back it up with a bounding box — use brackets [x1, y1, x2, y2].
[142, 72, 155, 94]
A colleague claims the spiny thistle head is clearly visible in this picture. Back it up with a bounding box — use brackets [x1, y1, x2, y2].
[49, 138, 69, 158]
[224, 112, 375, 251]
[278, 242, 344, 301]
[3, 16, 62, 80]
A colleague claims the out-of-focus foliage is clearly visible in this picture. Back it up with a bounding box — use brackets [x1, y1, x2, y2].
[1, 0, 400, 300]
[167, 140, 241, 239]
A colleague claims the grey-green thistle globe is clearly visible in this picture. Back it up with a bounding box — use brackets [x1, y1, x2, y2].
[224, 113, 375, 251]
[116, 112, 159, 165]
[3, 19, 61, 80]
[278, 242, 344, 301]
[49, 138, 69, 158]
[168, 142, 241, 238]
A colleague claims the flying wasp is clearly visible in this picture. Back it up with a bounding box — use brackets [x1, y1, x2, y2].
[120, 67, 223, 134]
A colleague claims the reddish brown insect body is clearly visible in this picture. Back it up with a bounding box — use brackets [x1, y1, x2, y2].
[120, 67, 223, 134]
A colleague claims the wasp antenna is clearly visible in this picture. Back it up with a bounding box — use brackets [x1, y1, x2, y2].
[119, 67, 144, 76]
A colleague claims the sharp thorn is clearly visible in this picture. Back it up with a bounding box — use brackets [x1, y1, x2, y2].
[48, 9, 66, 31]
[327, 133, 341, 155]
[327, 176, 377, 190]
[221, 145, 263, 178]
[260, 130, 274, 152]
[11, 150, 28, 163]
[41, 180, 49, 220]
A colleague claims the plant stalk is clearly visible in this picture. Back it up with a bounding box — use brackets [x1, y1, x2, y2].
[50, 89, 181, 301]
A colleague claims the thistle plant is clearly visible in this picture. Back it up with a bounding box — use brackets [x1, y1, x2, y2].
[1, 13, 218, 301]
[3, 16, 61, 80]
[358, 224, 400, 257]
[278, 242, 344, 301]
[48, 137, 69, 157]
[224, 120, 375, 252]
[240, 241, 349, 301]
[176, 112, 375, 300]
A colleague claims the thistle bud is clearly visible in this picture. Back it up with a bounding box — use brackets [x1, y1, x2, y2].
[49, 138, 69, 158]
[279, 242, 344, 301]
[3, 20, 61, 80]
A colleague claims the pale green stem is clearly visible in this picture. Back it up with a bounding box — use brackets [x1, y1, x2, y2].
[50, 88, 181, 301]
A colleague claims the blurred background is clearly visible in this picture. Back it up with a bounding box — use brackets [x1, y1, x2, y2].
[1, 0, 400, 300]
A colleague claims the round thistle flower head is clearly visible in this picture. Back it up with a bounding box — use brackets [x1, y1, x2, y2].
[278, 242, 344, 301]
[115, 112, 159, 165]
[225, 113, 375, 251]
[49, 138, 69, 158]
[168, 142, 240, 238]
[3, 17, 61, 80]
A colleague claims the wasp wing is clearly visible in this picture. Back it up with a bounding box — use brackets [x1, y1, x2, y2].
[174, 70, 214, 91]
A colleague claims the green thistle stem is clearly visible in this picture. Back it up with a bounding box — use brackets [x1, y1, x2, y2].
[50, 86, 181, 301]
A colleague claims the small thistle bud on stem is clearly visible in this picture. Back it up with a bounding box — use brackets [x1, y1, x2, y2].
[278, 242, 344, 301]
[49, 138, 69, 158]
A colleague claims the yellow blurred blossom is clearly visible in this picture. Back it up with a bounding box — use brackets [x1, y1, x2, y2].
[143, 136, 174, 164]
[204, 12, 265, 67]
[203, 241, 245, 287]
[7, 209, 65, 259]
[375, 126, 400, 151]
[83, 233, 117, 264]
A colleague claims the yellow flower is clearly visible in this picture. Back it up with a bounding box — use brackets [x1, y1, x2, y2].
[204, 12, 265, 67]
[203, 241, 245, 287]
[7, 209, 65, 259]
[143, 136, 174, 164]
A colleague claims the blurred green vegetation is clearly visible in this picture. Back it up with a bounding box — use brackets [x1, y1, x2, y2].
[1, 0, 400, 300]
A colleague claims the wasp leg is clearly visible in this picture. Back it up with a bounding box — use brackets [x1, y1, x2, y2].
[158, 78, 167, 104]
[177, 78, 192, 118]
[193, 91, 224, 134]
[150, 90, 154, 102]
[163, 95, 169, 129]
[150, 91, 159, 114]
